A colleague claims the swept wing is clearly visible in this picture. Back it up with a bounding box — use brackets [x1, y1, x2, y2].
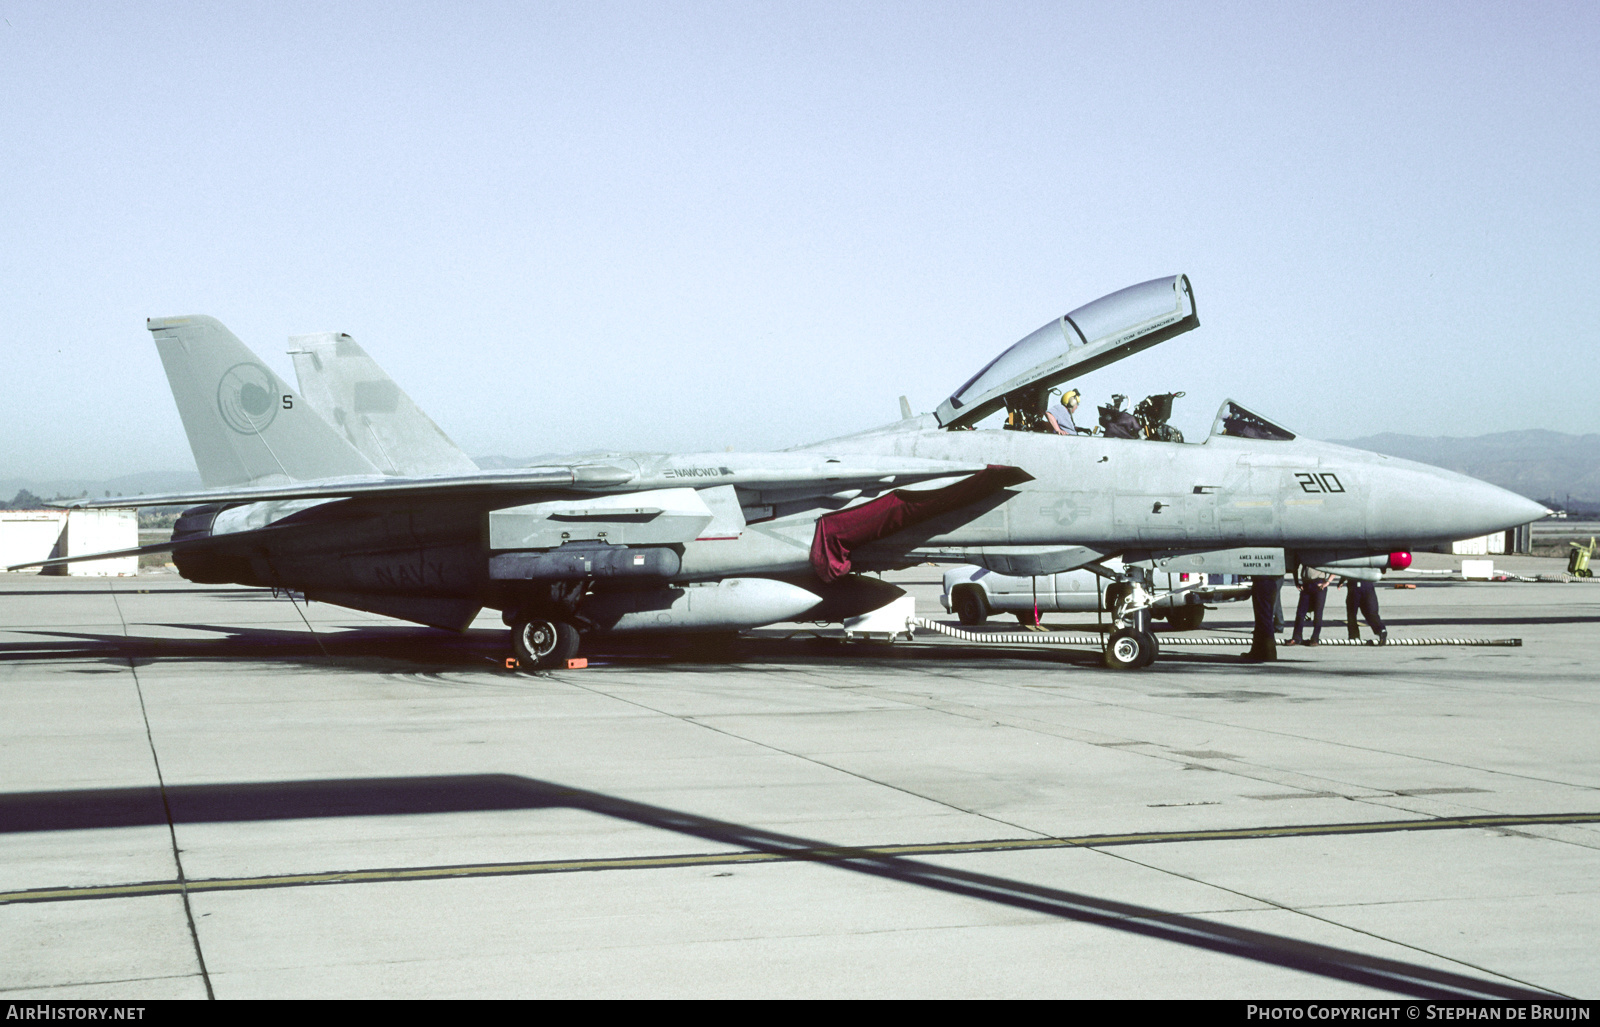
[58, 451, 982, 510]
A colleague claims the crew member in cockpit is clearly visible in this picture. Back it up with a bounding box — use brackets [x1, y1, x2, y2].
[1049, 389, 1091, 435]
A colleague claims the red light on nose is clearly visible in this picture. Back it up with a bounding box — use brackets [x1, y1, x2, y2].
[1389, 551, 1413, 571]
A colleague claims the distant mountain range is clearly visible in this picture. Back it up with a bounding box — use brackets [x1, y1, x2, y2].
[1327, 430, 1600, 510]
[2, 470, 203, 506]
[7, 430, 1597, 511]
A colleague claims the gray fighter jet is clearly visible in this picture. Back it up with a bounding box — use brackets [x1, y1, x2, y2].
[18, 275, 1546, 669]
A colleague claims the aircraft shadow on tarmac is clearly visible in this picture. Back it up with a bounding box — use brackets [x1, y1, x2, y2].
[0, 623, 1340, 675]
[0, 773, 1552, 1000]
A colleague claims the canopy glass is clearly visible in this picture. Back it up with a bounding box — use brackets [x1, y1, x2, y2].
[937, 275, 1199, 428]
[1211, 400, 1296, 441]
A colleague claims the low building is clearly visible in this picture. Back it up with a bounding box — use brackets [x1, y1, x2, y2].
[1443, 522, 1535, 556]
[0, 510, 68, 571]
[0, 508, 138, 576]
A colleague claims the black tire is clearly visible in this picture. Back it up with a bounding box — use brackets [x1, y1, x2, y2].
[1015, 609, 1041, 627]
[1167, 606, 1205, 632]
[952, 588, 988, 626]
[512, 617, 581, 670]
[1104, 627, 1152, 670]
[1134, 629, 1159, 668]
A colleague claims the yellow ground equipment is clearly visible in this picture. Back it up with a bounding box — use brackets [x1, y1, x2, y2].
[1569, 537, 1596, 578]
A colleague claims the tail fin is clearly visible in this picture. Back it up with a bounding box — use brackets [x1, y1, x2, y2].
[288, 333, 478, 476]
[148, 316, 381, 487]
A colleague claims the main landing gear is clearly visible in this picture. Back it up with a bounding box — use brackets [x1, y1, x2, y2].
[511, 616, 581, 670]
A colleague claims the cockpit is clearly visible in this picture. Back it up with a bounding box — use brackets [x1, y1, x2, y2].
[933, 275, 1299, 445]
[935, 275, 1199, 430]
[1211, 400, 1295, 441]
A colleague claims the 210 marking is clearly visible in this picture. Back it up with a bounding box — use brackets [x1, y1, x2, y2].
[1295, 472, 1345, 494]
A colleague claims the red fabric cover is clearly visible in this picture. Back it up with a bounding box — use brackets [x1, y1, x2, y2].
[1389, 551, 1413, 571]
[809, 465, 1032, 582]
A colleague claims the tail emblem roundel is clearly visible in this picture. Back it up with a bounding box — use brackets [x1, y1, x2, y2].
[217, 362, 280, 435]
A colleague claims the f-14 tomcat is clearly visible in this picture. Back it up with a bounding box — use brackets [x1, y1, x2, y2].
[21, 275, 1546, 669]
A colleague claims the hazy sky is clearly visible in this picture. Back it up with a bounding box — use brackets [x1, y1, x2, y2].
[3, 1, 1596, 480]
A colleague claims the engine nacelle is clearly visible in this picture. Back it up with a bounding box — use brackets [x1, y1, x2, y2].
[171, 503, 224, 542]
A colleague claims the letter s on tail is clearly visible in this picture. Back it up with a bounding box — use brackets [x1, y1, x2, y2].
[148, 315, 380, 488]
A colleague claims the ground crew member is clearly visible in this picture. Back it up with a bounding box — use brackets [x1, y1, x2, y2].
[1243, 574, 1280, 661]
[1287, 564, 1332, 646]
[1344, 576, 1389, 644]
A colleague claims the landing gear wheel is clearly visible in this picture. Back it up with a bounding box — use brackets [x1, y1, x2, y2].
[1134, 629, 1159, 668]
[953, 589, 988, 626]
[1167, 606, 1205, 632]
[1015, 609, 1041, 628]
[1104, 627, 1158, 670]
[512, 617, 581, 670]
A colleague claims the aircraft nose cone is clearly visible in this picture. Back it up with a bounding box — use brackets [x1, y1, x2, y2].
[1440, 473, 1548, 537]
[1456, 480, 1550, 536]
[1370, 462, 1550, 546]
[1510, 493, 1553, 525]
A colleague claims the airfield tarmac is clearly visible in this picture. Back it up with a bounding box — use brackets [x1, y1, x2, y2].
[1, 559, 1597, 999]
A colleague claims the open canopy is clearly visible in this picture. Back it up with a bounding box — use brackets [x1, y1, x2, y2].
[935, 274, 1199, 429]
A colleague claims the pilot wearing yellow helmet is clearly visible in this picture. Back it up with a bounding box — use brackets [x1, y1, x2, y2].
[1050, 388, 1089, 435]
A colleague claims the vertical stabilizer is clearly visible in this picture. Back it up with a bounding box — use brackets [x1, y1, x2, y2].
[148, 316, 381, 487]
[289, 333, 479, 476]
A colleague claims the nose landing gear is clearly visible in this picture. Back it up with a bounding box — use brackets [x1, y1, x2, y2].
[1102, 568, 1159, 670]
[1104, 626, 1159, 670]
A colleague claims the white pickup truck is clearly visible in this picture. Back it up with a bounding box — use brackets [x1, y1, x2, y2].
[939, 562, 1253, 631]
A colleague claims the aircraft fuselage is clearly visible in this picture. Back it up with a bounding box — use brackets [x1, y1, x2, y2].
[167, 424, 1544, 634]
